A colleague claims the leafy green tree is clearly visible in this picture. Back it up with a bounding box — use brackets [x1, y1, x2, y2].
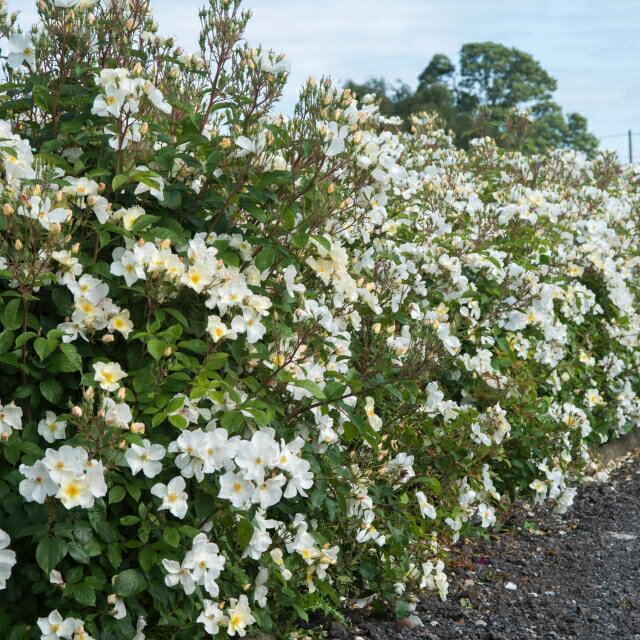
[346, 42, 599, 155]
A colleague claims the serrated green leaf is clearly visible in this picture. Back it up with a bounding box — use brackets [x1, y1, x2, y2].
[40, 378, 62, 404]
[163, 527, 180, 548]
[113, 569, 146, 597]
[36, 537, 67, 574]
[34, 337, 57, 361]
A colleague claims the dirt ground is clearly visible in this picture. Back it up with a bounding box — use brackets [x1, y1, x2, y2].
[332, 451, 640, 640]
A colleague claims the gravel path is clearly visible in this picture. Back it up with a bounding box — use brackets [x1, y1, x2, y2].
[335, 451, 640, 640]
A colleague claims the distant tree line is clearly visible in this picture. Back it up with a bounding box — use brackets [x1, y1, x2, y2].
[345, 42, 599, 156]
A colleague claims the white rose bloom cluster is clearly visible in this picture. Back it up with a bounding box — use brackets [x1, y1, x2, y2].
[4, 2, 640, 633]
[0, 529, 16, 589]
[19, 445, 107, 509]
[162, 533, 226, 597]
[91, 68, 171, 149]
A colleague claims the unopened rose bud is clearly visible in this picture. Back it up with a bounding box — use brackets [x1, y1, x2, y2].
[247, 58, 255, 70]
[1, 432, 9, 442]
[101, 334, 115, 343]
[323, 93, 331, 105]
[71, 242, 80, 253]
[221, 137, 231, 149]
[308, 76, 316, 87]
[140, 122, 149, 135]
[32, 184, 42, 196]
[131, 422, 145, 434]
[50, 222, 62, 234]
[97, 409, 105, 418]
[160, 238, 171, 250]
[126, 18, 134, 30]
[349, 123, 358, 132]
[133, 62, 143, 74]
[84, 387, 94, 400]
[163, 347, 172, 356]
[72, 406, 83, 417]
[2, 203, 13, 215]
[137, 238, 145, 246]
[372, 322, 381, 334]
[14, 238, 22, 250]
[386, 324, 396, 335]
[107, 593, 117, 605]
[117, 387, 126, 400]
[118, 439, 126, 448]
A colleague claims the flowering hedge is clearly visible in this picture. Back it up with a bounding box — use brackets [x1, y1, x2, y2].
[0, 1, 639, 639]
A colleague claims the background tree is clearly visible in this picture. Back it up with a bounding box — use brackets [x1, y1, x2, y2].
[346, 42, 599, 155]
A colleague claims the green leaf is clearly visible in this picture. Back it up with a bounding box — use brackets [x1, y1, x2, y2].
[67, 541, 90, 564]
[2, 298, 21, 331]
[255, 247, 275, 272]
[14, 331, 36, 348]
[55, 344, 82, 372]
[113, 569, 147, 597]
[34, 337, 57, 361]
[64, 583, 96, 607]
[164, 395, 185, 414]
[293, 379, 326, 400]
[35, 537, 67, 574]
[138, 546, 156, 571]
[32, 85, 53, 111]
[147, 338, 166, 361]
[112, 174, 129, 191]
[179, 339, 208, 354]
[237, 518, 254, 548]
[0, 330, 14, 355]
[168, 414, 188, 430]
[40, 378, 62, 404]
[108, 485, 126, 504]
[163, 527, 180, 548]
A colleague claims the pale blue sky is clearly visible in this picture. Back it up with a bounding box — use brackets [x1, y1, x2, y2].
[15, 0, 640, 160]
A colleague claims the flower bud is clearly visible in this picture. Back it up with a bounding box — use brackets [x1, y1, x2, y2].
[372, 322, 381, 334]
[247, 58, 255, 70]
[14, 238, 22, 250]
[84, 387, 94, 401]
[140, 122, 149, 135]
[160, 238, 171, 250]
[221, 137, 231, 149]
[71, 242, 80, 253]
[323, 93, 331, 105]
[71, 406, 83, 417]
[163, 347, 172, 357]
[102, 334, 115, 343]
[308, 76, 316, 87]
[327, 183, 334, 194]
[50, 222, 62, 234]
[133, 62, 143, 74]
[2, 203, 13, 215]
[117, 387, 126, 400]
[131, 422, 145, 434]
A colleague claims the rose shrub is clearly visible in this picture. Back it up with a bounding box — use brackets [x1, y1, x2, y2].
[0, 1, 639, 638]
